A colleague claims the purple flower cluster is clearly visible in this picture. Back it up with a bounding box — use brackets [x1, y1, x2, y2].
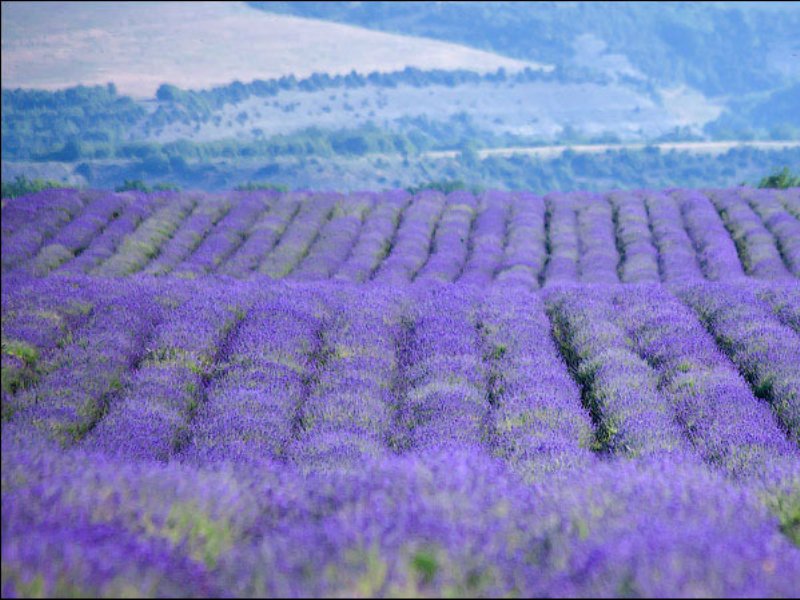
[414, 192, 477, 284]
[494, 191, 546, 287]
[27, 193, 127, 276]
[576, 192, 619, 283]
[334, 190, 410, 282]
[608, 191, 660, 282]
[678, 282, 800, 444]
[143, 196, 232, 276]
[258, 193, 338, 279]
[707, 188, 793, 279]
[172, 193, 269, 278]
[56, 192, 165, 275]
[542, 192, 580, 284]
[2, 189, 86, 272]
[372, 191, 446, 284]
[94, 194, 195, 276]
[4, 439, 799, 598]
[458, 191, 508, 286]
[675, 190, 746, 281]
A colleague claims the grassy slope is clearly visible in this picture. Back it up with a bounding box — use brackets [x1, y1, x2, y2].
[1, 1, 538, 98]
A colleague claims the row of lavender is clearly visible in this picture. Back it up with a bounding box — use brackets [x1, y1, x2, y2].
[2, 274, 799, 596]
[3, 187, 799, 283]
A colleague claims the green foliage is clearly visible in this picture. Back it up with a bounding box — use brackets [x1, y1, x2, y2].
[406, 180, 469, 195]
[758, 167, 800, 189]
[1, 174, 73, 199]
[410, 549, 439, 585]
[113, 179, 179, 193]
[234, 181, 289, 192]
[153, 182, 181, 192]
[1, 83, 145, 160]
[115, 179, 151, 193]
[144, 66, 599, 130]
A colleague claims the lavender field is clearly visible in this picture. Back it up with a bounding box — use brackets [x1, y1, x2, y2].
[2, 187, 800, 597]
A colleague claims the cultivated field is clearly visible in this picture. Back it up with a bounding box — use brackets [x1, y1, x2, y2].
[2, 187, 800, 597]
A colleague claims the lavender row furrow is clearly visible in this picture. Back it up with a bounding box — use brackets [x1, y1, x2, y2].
[372, 191, 447, 284]
[142, 195, 231, 276]
[185, 288, 326, 465]
[415, 191, 477, 284]
[542, 193, 580, 285]
[611, 285, 796, 476]
[55, 193, 165, 275]
[675, 190, 745, 281]
[258, 193, 337, 279]
[495, 192, 546, 288]
[577, 193, 619, 284]
[86, 286, 248, 460]
[1, 276, 98, 410]
[777, 188, 800, 221]
[288, 288, 402, 471]
[479, 289, 595, 479]
[753, 282, 800, 335]
[392, 288, 489, 452]
[707, 188, 792, 279]
[219, 194, 300, 277]
[290, 195, 373, 280]
[643, 191, 703, 282]
[741, 188, 800, 277]
[172, 193, 269, 277]
[678, 283, 800, 444]
[93, 194, 196, 276]
[27, 193, 127, 276]
[333, 190, 409, 282]
[546, 287, 689, 457]
[2, 189, 87, 271]
[5, 282, 163, 443]
[458, 191, 508, 286]
[609, 191, 660, 282]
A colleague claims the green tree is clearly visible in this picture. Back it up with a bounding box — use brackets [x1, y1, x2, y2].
[758, 167, 800, 189]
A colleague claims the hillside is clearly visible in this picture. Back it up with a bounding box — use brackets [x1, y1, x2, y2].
[253, 1, 800, 96]
[0, 1, 538, 98]
[3, 2, 797, 194]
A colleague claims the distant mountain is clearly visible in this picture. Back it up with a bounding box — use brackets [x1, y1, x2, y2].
[251, 1, 800, 97]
